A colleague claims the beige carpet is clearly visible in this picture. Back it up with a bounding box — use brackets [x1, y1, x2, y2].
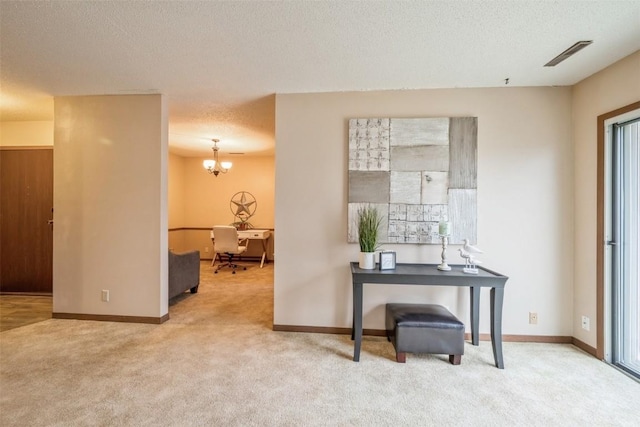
[1, 261, 639, 426]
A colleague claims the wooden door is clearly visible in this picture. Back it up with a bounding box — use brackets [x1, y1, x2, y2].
[0, 148, 53, 293]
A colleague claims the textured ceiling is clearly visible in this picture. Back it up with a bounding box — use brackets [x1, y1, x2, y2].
[1, 1, 639, 156]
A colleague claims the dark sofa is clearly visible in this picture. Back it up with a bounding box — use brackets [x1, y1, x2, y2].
[168, 250, 200, 300]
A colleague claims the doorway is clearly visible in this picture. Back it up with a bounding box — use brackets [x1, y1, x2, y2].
[603, 108, 640, 379]
[0, 148, 53, 294]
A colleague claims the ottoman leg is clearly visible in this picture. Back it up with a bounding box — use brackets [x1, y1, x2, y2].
[396, 352, 406, 363]
[449, 354, 461, 365]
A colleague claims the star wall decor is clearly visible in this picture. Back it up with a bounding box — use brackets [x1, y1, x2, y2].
[230, 191, 257, 221]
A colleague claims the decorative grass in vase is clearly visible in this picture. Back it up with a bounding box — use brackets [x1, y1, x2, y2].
[357, 205, 381, 269]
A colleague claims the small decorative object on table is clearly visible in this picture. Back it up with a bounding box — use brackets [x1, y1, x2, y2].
[459, 238, 483, 274]
[357, 205, 382, 270]
[379, 251, 396, 270]
[437, 221, 451, 271]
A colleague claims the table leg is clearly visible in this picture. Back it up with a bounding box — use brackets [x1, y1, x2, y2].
[353, 281, 363, 362]
[351, 292, 355, 341]
[210, 238, 217, 266]
[470, 286, 480, 345]
[260, 239, 267, 268]
[490, 287, 505, 369]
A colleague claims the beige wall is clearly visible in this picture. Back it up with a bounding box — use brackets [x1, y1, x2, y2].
[6, 52, 637, 339]
[168, 153, 185, 229]
[168, 153, 275, 257]
[572, 50, 640, 347]
[275, 87, 575, 334]
[0, 120, 53, 146]
[183, 155, 275, 229]
[168, 153, 187, 254]
[53, 94, 168, 318]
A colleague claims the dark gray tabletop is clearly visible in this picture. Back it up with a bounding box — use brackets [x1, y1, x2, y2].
[350, 262, 508, 288]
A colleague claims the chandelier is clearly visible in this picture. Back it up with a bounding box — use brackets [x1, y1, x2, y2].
[202, 139, 232, 177]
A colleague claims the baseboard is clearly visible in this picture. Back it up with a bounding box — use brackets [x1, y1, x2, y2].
[273, 325, 577, 344]
[571, 337, 598, 357]
[52, 312, 170, 324]
[0, 292, 53, 296]
[465, 333, 573, 344]
[272, 325, 386, 336]
[273, 325, 349, 334]
[0, 146, 53, 151]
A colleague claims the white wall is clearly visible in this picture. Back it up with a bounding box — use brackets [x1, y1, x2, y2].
[275, 87, 574, 335]
[572, 50, 640, 347]
[53, 95, 168, 318]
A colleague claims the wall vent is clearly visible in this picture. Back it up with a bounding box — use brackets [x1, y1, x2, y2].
[544, 40, 593, 67]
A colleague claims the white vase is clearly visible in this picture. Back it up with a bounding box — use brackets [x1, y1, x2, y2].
[359, 252, 376, 269]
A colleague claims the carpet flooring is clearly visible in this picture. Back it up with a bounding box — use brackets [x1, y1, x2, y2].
[1, 261, 639, 426]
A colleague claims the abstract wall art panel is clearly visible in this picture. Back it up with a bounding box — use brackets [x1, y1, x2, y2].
[449, 117, 478, 189]
[448, 189, 477, 244]
[390, 145, 449, 171]
[348, 117, 478, 245]
[348, 118, 390, 171]
[348, 171, 390, 203]
[421, 171, 449, 205]
[390, 118, 450, 146]
[390, 171, 422, 204]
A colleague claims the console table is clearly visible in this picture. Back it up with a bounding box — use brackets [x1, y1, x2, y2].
[350, 262, 508, 368]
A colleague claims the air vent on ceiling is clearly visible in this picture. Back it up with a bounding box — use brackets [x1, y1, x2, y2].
[544, 41, 593, 67]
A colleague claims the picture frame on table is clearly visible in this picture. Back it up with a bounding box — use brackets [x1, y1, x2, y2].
[379, 251, 396, 270]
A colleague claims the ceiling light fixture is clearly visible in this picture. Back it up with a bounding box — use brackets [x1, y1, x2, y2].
[544, 41, 593, 67]
[203, 139, 232, 177]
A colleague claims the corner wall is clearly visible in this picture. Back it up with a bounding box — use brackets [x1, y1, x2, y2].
[275, 87, 574, 335]
[53, 94, 168, 319]
[571, 50, 640, 348]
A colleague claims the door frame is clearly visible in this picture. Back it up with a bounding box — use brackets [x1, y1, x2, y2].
[596, 101, 640, 360]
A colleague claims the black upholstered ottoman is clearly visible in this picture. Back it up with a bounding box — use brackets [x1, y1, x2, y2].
[386, 303, 465, 364]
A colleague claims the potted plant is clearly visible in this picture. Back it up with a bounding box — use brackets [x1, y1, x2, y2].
[357, 205, 381, 269]
[232, 219, 251, 230]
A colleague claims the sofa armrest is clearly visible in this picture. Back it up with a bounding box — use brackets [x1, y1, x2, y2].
[168, 250, 200, 300]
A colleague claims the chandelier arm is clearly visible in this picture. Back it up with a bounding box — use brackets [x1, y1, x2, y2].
[203, 138, 232, 176]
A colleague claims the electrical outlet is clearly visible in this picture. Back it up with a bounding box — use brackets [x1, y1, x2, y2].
[205, 247, 210, 253]
[582, 316, 590, 331]
[529, 312, 538, 324]
[101, 290, 110, 302]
